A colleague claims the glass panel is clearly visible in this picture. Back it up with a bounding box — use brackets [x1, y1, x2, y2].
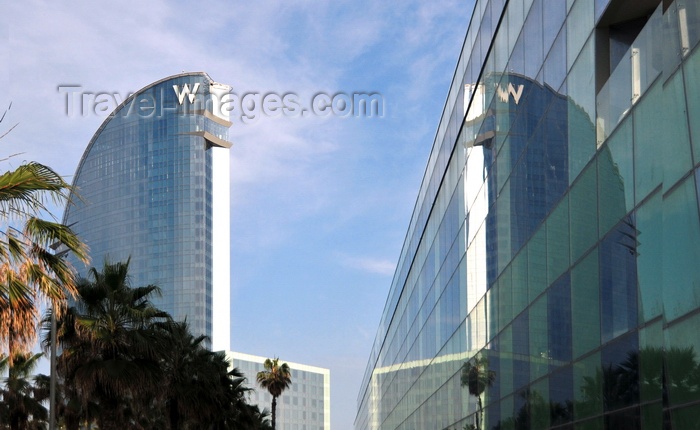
[529, 295, 549, 380]
[547, 195, 570, 284]
[595, 0, 610, 22]
[567, 0, 593, 71]
[665, 312, 700, 407]
[549, 365, 574, 425]
[544, 98, 569, 211]
[683, 42, 700, 162]
[543, 0, 566, 57]
[575, 417, 604, 430]
[598, 114, 634, 238]
[605, 406, 641, 429]
[530, 378, 550, 429]
[570, 161, 598, 262]
[488, 286, 499, 338]
[596, 7, 661, 147]
[512, 311, 530, 391]
[548, 274, 572, 364]
[633, 79, 663, 204]
[571, 249, 600, 359]
[639, 322, 663, 404]
[636, 191, 663, 322]
[497, 180, 512, 275]
[499, 326, 514, 401]
[663, 2, 683, 75]
[600, 217, 638, 343]
[507, 0, 525, 55]
[523, 0, 542, 78]
[499, 265, 513, 330]
[640, 403, 663, 430]
[574, 352, 602, 420]
[528, 225, 547, 301]
[567, 37, 596, 184]
[677, 0, 700, 56]
[601, 331, 639, 412]
[662, 175, 700, 321]
[661, 69, 693, 190]
[511, 250, 528, 315]
[544, 26, 567, 93]
[671, 403, 700, 430]
[500, 395, 514, 430]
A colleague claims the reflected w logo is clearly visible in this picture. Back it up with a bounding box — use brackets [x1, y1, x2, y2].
[173, 83, 200, 105]
[496, 83, 524, 105]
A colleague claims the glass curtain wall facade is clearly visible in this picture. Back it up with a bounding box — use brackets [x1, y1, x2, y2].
[63, 72, 232, 350]
[226, 352, 331, 430]
[356, 0, 700, 429]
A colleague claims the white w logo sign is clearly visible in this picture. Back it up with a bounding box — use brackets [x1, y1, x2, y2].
[173, 83, 201, 105]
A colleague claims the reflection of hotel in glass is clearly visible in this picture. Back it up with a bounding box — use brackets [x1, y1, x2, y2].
[226, 351, 331, 430]
[63, 72, 232, 350]
[357, 1, 700, 429]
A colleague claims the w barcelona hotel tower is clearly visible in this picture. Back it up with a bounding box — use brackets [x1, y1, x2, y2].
[357, 0, 700, 429]
[63, 72, 232, 351]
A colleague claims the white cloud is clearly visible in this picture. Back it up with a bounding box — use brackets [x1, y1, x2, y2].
[341, 255, 396, 276]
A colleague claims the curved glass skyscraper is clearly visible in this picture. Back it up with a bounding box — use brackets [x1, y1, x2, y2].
[357, 0, 700, 429]
[64, 72, 232, 350]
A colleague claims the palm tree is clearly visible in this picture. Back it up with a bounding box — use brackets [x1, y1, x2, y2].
[0, 161, 89, 356]
[461, 356, 496, 430]
[50, 259, 170, 429]
[0, 106, 88, 356]
[0, 352, 49, 429]
[156, 320, 233, 429]
[154, 320, 272, 430]
[256, 357, 292, 430]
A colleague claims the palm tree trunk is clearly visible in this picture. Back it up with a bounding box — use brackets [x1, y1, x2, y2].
[477, 395, 483, 430]
[271, 396, 277, 430]
[169, 398, 180, 430]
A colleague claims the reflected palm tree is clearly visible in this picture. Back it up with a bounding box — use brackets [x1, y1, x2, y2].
[461, 356, 496, 430]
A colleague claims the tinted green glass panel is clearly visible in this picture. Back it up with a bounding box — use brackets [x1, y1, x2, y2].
[666, 312, 700, 406]
[641, 403, 663, 430]
[547, 195, 570, 284]
[636, 191, 663, 322]
[633, 80, 663, 203]
[528, 226, 547, 301]
[497, 183, 512, 275]
[571, 249, 600, 359]
[567, 37, 596, 184]
[671, 403, 700, 430]
[598, 115, 634, 237]
[530, 378, 550, 430]
[575, 417, 604, 430]
[567, 0, 593, 70]
[639, 322, 663, 403]
[574, 352, 603, 420]
[570, 161, 598, 262]
[662, 176, 700, 321]
[529, 296, 549, 380]
[660, 69, 693, 190]
[500, 395, 514, 430]
[512, 251, 529, 315]
[497, 137, 512, 194]
[488, 286, 499, 338]
[499, 326, 514, 399]
[499, 265, 513, 329]
[684, 45, 700, 162]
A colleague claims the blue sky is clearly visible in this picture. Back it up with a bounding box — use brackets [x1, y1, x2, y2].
[2, 1, 473, 428]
